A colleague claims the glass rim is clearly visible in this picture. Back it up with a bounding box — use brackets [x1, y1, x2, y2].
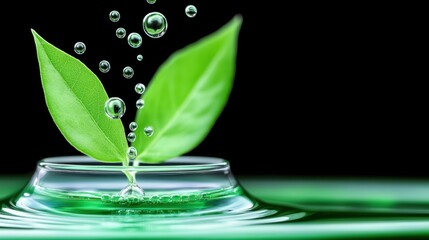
[38, 155, 230, 172]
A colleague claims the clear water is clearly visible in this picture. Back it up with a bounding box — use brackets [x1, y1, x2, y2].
[0, 185, 305, 230]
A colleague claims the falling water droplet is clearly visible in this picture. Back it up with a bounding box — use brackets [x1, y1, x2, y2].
[127, 132, 136, 143]
[136, 99, 145, 109]
[109, 10, 120, 22]
[135, 83, 146, 94]
[104, 97, 126, 119]
[99, 60, 111, 73]
[129, 122, 138, 131]
[146, 0, 156, 4]
[144, 126, 154, 137]
[185, 5, 197, 18]
[127, 32, 142, 48]
[143, 12, 168, 38]
[116, 27, 126, 39]
[74, 42, 86, 55]
[123, 66, 134, 79]
[137, 54, 143, 61]
[127, 147, 137, 160]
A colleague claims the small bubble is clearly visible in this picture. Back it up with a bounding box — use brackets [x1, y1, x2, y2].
[185, 5, 197, 18]
[143, 12, 168, 38]
[116, 27, 126, 39]
[202, 193, 210, 199]
[136, 99, 145, 109]
[109, 10, 120, 22]
[74, 42, 86, 55]
[123, 66, 134, 79]
[137, 54, 144, 61]
[119, 197, 126, 204]
[127, 147, 137, 160]
[147, 0, 156, 4]
[104, 97, 126, 119]
[127, 196, 139, 204]
[23, 193, 30, 197]
[135, 83, 146, 94]
[127, 32, 142, 48]
[171, 194, 180, 203]
[101, 194, 111, 202]
[160, 195, 172, 203]
[150, 195, 159, 203]
[111, 195, 120, 203]
[144, 126, 154, 137]
[129, 122, 138, 131]
[127, 132, 136, 142]
[189, 194, 199, 201]
[181, 194, 190, 202]
[99, 60, 111, 73]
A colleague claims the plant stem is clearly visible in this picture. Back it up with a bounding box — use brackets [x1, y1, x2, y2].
[122, 160, 137, 185]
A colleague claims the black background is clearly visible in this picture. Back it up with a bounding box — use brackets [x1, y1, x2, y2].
[1, 1, 425, 177]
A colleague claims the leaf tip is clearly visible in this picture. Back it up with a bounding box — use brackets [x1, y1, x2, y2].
[30, 28, 38, 37]
[228, 14, 243, 36]
[233, 14, 243, 26]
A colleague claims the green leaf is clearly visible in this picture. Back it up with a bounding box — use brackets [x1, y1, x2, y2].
[133, 15, 242, 163]
[32, 30, 128, 163]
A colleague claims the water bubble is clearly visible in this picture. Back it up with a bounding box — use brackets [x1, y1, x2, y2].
[185, 5, 197, 18]
[99, 60, 111, 73]
[135, 83, 146, 94]
[127, 147, 137, 160]
[74, 42, 86, 55]
[171, 194, 181, 203]
[116, 27, 126, 39]
[129, 122, 138, 131]
[127, 32, 142, 48]
[150, 195, 159, 203]
[109, 10, 120, 22]
[104, 97, 126, 119]
[143, 12, 168, 38]
[181, 194, 190, 202]
[120, 184, 144, 197]
[127, 132, 136, 143]
[101, 194, 111, 202]
[136, 99, 145, 109]
[110, 195, 120, 203]
[146, 0, 156, 4]
[137, 54, 143, 61]
[160, 195, 172, 203]
[123, 66, 134, 79]
[144, 126, 154, 137]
